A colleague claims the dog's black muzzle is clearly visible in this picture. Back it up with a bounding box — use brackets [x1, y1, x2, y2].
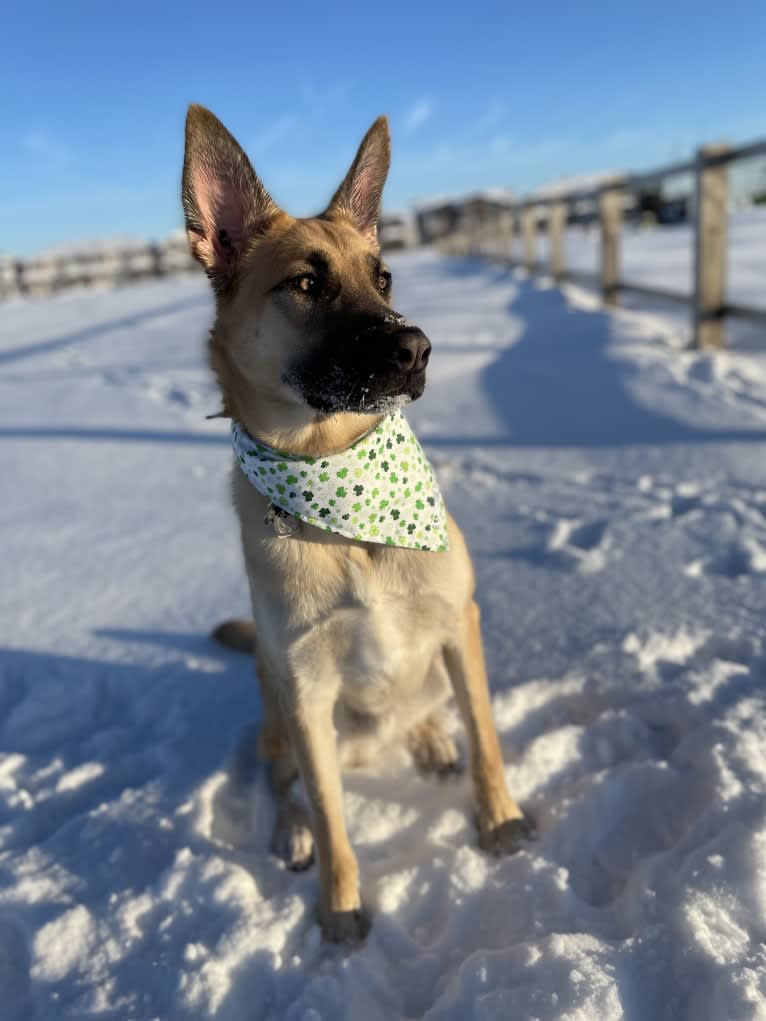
[286, 309, 433, 413]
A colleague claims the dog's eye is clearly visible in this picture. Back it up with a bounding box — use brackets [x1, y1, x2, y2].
[293, 274, 318, 295]
[377, 271, 392, 294]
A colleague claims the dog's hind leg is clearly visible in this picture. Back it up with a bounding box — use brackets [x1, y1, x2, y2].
[257, 660, 315, 871]
[269, 750, 315, 872]
[407, 709, 461, 777]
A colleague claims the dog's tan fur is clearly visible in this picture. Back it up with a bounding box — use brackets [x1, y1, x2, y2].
[182, 105, 527, 942]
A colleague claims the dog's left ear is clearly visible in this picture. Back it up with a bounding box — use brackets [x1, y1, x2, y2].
[324, 116, 391, 245]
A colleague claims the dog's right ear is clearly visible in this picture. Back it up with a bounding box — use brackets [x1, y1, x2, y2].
[323, 116, 391, 246]
[182, 105, 278, 289]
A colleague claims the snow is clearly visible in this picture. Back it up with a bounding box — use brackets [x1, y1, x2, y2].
[558, 209, 766, 310]
[2, 247, 766, 1019]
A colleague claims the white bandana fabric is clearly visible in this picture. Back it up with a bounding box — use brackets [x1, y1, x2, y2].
[232, 411, 449, 552]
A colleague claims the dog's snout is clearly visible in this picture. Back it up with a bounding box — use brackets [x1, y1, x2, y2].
[394, 329, 431, 373]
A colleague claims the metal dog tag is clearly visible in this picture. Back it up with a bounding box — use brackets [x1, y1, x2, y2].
[264, 503, 300, 537]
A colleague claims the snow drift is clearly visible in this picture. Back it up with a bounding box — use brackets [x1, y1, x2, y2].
[1, 250, 765, 1019]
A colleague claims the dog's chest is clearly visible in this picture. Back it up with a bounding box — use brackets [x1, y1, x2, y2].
[339, 581, 450, 696]
[291, 538, 456, 688]
[235, 468, 471, 704]
[259, 533, 455, 700]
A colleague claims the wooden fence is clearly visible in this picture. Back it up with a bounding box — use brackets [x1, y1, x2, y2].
[0, 234, 198, 302]
[443, 138, 766, 349]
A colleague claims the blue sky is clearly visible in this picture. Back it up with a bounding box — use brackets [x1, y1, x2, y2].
[2, 1, 766, 255]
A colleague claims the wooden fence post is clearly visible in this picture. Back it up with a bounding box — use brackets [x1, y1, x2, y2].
[521, 205, 537, 273]
[548, 201, 566, 282]
[15, 260, 27, 296]
[510, 208, 522, 267]
[693, 143, 729, 349]
[150, 243, 163, 277]
[504, 209, 515, 266]
[599, 179, 624, 306]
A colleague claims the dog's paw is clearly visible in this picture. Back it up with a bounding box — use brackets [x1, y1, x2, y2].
[477, 811, 536, 856]
[271, 805, 315, 871]
[408, 716, 461, 778]
[434, 758, 464, 779]
[319, 906, 371, 945]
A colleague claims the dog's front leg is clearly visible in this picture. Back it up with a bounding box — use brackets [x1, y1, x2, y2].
[282, 684, 368, 943]
[444, 600, 531, 854]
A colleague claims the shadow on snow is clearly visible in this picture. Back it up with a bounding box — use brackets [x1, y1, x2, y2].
[430, 259, 766, 448]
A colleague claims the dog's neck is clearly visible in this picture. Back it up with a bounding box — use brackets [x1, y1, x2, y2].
[240, 406, 383, 458]
[210, 341, 383, 456]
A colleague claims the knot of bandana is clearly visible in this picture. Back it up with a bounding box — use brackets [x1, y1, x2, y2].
[232, 411, 449, 552]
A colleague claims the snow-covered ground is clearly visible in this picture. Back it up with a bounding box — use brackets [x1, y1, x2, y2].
[1, 250, 766, 1019]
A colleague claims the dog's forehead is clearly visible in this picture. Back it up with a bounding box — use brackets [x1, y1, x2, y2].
[243, 216, 377, 290]
[285, 216, 376, 265]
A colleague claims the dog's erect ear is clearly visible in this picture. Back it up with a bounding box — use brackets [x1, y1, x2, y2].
[324, 116, 391, 245]
[182, 105, 278, 287]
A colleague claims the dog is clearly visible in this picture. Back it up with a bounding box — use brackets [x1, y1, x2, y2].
[181, 105, 531, 943]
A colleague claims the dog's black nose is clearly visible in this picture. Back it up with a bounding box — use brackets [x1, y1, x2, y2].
[394, 329, 431, 373]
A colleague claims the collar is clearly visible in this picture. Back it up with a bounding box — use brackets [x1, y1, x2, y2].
[232, 411, 449, 552]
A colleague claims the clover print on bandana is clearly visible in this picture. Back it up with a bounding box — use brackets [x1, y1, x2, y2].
[232, 411, 449, 552]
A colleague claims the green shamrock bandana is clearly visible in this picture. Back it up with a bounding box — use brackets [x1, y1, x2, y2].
[232, 411, 449, 552]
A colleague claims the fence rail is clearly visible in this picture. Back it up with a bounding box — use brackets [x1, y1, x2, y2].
[442, 138, 766, 348]
[0, 235, 199, 302]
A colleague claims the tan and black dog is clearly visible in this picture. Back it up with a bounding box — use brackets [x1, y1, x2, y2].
[182, 105, 531, 943]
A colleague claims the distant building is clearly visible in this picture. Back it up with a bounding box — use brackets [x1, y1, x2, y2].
[413, 197, 462, 244]
[379, 212, 417, 251]
[413, 189, 515, 244]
